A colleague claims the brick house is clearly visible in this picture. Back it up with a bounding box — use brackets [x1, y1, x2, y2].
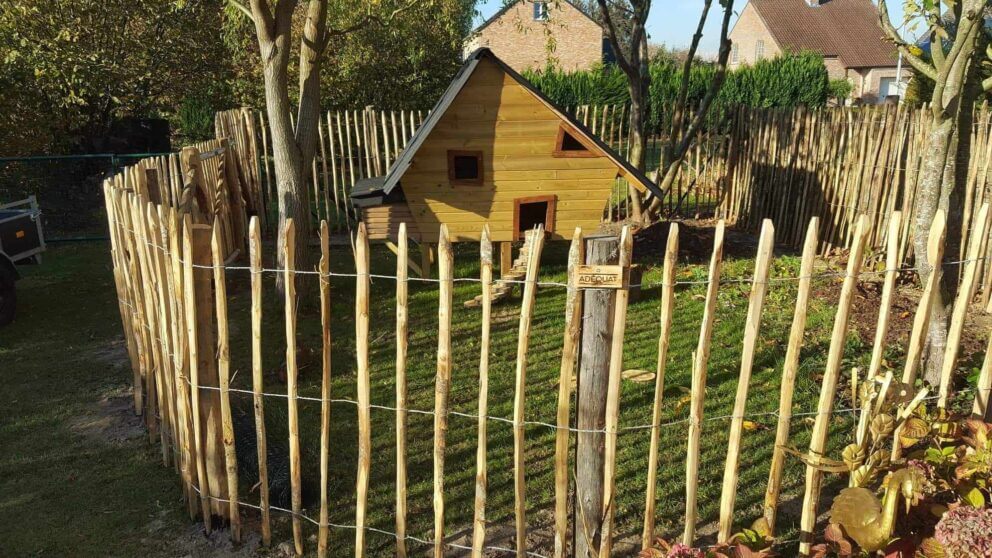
[728, 0, 910, 103]
[463, 0, 607, 72]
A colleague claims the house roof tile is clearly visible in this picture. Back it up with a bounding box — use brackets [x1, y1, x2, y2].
[748, 0, 898, 68]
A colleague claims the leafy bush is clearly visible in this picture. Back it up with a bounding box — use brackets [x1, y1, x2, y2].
[524, 50, 829, 133]
[175, 93, 218, 143]
[828, 78, 854, 104]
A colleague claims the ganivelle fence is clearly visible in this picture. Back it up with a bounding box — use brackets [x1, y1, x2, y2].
[104, 125, 991, 555]
[223, 101, 992, 289]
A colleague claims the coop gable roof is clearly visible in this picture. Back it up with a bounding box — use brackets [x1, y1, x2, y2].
[746, 0, 898, 68]
[352, 48, 662, 206]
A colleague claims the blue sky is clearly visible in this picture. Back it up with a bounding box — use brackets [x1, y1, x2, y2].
[472, 0, 912, 57]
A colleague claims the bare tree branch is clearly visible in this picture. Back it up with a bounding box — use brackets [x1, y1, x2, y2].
[248, 0, 276, 44]
[878, 0, 939, 80]
[671, 0, 715, 144]
[597, 0, 633, 75]
[652, 0, 734, 206]
[228, 0, 255, 22]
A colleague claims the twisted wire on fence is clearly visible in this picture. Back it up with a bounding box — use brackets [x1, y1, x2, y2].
[118, 288, 992, 442]
[120, 223, 987, 290]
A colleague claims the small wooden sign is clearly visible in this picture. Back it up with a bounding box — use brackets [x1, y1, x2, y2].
[575, 264, 627, 289]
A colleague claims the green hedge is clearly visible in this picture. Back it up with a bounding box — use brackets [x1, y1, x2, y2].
[523, 50, 829, 132]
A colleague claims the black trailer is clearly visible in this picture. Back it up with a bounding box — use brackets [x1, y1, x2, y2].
[0, 196, 46, 327]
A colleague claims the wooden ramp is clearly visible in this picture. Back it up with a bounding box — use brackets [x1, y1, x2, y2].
[464, 231, 536, 308]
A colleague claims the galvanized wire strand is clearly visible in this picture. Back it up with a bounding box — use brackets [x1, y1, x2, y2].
[186, 484, 552, 558]
[119, 302, 988, 439]
[117, 224, 986, 290]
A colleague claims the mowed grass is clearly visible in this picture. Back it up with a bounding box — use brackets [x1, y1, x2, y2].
[2, 228, 885, 556]
[0, 243, 196, 556]
[217, 226, 868, 556]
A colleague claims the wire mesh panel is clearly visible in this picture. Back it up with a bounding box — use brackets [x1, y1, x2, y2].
[0, 155, 164, 240]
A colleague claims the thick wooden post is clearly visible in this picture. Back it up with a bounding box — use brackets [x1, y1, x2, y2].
[574, 234, 619, 558]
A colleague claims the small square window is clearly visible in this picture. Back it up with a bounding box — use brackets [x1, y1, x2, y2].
[553, 126, 595, 158]
[447, 150, 483, 184]
[533, 1, 548, 21]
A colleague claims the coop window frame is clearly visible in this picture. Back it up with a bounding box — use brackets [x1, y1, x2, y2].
[755, 40, 765, 60]
[553, 125, 597, 158]
[446, 150, 484, 185]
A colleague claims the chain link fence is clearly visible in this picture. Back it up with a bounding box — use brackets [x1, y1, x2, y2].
[0, 154, 169, 241]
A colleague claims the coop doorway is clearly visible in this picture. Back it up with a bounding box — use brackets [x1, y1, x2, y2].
[513, 195, 556, 240]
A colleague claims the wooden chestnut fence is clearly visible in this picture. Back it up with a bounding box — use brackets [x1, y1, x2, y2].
[104, 138, 992, 556]
[219, 101, 992, 293]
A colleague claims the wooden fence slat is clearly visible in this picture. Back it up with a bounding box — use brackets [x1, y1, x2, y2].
[683, 220, 726, 545]
[641, 223, 678, 550]
[396, 222, 410, 558]
[867, 212, 903, 379]
[598, 226, 633, 558]
[284, 219, 303, 555]
[248, 217, 271, 545]
[355, 222, 371, 558]
[472, 225, 493, 558]
[434, 224, 454, 558]
[763, 217, 819, 534]
[211, 221, 241, 542]
[718, 219, 775, 542]
[513, 227, 547, 558]
[554, 228, 584, 558]
[798, 214, 870, 556]
[318, 221, 332, 558]
[182, 215, 213, 531]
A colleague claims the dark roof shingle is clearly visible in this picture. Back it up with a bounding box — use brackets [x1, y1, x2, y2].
[749, 0, 898, 68]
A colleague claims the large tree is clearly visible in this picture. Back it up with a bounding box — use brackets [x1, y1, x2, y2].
[593, 0, 735, 223]
[878, 0, 992, 384]
[0, 0, 229, 155]
[227, 0, 440, 280]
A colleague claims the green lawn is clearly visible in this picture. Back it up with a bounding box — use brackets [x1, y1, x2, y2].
[2, 229, 936, 556]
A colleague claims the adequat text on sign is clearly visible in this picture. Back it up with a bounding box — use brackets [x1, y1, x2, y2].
[575, 264, 627, 289]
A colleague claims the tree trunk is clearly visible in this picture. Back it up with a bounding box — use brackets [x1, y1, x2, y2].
[915, 6, 983, 386]
[626, 81, 646, 223]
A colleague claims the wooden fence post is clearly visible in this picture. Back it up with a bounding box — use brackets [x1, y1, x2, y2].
[318, 221, 332, 558]
[472, 225, 494, 558]
[284, 219, 303, 556]
[798, 215, 870, 556]
[763, 218, 819, 534]
[512, 227, 546, 558]
[554, 228, 584, 558]
[248, 218, 272, 545]
[641, 224, 679, 550]
[598, 227, 633, 558]
[355, 223, 371, 558]
[574, 233, 619, 558]
[434, 225, 454, 558]
[683, 220, 726, 545]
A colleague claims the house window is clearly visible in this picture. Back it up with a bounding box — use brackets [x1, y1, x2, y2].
[447, 150, 483, 184]
[553, 126, 595, 158]
[731, 43, 739, 64]
[755, 40, 765, 60]
[533, 1, 548, 21]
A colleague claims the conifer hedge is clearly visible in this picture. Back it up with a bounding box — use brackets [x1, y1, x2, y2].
[523, 50, 829, 132]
